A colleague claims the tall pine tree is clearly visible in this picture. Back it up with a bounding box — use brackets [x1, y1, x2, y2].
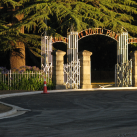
[1, 0, 137, 69]
[17, 0, 137, 35]
[0, 0, 40, 69]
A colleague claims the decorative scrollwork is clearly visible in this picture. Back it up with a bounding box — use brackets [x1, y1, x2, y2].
[115, 60, 132, 87]
[64, 60, 80, 89]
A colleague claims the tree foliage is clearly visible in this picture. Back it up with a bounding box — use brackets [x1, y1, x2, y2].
[15, 0, 137, 36]
[0, 0, 41, 57]
[1, 0, 137, 54]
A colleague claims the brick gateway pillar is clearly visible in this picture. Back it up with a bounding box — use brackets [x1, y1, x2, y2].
[52, 50, 66, 89]
[130, 51, 137, 87]
[79, 50, 93, 89]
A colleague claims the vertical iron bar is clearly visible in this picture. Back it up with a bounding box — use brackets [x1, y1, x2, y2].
[8, 70, 9, 89]
[10, 69, 11, 89]
[115, 64, 116, 87]
[125, 33, 126, 63]
[130, 60, 132, 86]
[121, 34, 122, 64]
[117, 37, 119, 63]
[127, 33, 128, 62]
[15, 71, 16, 90]
[73, 33, 74, 61]
[122, 34, 124, 64]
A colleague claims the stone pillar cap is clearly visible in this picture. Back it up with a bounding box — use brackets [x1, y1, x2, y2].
[51, 50, 66, 56]
[129, 50, 137, 56]
[78, 50, 92, 56]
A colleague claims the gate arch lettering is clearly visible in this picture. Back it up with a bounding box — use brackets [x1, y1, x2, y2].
[51, 28, 120, 43]
[78, 28, 119, 41]
[128, 38, 137, 44]
[52, 37, 68, 43]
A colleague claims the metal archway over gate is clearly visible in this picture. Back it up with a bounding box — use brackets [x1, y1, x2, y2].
[41, 27, 136, 88]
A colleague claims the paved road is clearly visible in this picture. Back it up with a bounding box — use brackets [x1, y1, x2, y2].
[0, 90, 137, 137]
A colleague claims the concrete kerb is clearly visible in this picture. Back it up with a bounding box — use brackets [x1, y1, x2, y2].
[1, 87, 137, 119]
[48, 87, 137, 93]
[1, 87, 137, 100]
[0, 92, 37, 120]
[0, 99, 31, 119]
[0, 101, 31, 119]
[0, 103, 17, 119]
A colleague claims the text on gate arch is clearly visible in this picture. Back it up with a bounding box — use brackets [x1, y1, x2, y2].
[128, 38, 137, 44]
[52, 37, 68, 43]
[78, 28, 119, 41]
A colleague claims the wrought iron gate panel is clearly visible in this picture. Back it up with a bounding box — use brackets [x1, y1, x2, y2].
[41, 63, 52, 82]
[117, 32, 128, 64]
[65, 26, 80, 89]
[115, 60, 132, 87]
[115, 31, 132, 87]
[41, 35, 52, 66]
[67, 31, 78, 63]
[41, 35, 53, 82]
[64, 60, 80, 89]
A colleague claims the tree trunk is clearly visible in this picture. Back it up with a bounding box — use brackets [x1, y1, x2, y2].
[10, 14, 25, 70]
[10, 41, 25, 70]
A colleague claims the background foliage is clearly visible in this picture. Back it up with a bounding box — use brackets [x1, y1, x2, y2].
[0, 66, 54, 90]
[1, 0, 137, 69]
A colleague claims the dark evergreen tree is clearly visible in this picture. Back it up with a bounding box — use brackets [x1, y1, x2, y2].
[0, 0, 40, 69]
[17, 0, 137, 35]
[1, 0, 137, 69]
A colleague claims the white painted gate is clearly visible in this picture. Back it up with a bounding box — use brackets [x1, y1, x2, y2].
[63, 26, 80, 89]
[115, 60, 132, 87]
[64, 60, 80, 89]
[115, 31, 132, 87]
[41, 35, 52, 82]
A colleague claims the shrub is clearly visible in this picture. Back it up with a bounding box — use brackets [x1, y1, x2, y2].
[0, 66, 54, 90]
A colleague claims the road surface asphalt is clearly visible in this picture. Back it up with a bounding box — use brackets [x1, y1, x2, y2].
[0, 89, 137, 137]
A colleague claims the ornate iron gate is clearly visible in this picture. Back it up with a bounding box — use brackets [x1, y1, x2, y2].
[64, 26, 80, 89]
[41, 27, 134, 88]
[64, 60, 80, 89]
[117, 31, 128, 64]
[41, 34, 52, 81]
[115, 60, 132, 87]
[115, 31, 132, 87]
[41, 63, 52, 82]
